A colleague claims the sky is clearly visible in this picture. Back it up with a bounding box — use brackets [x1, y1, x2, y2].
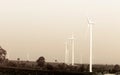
[0, 0, 120, 64]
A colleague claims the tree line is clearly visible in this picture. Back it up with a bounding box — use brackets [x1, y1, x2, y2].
[0, 46, 120, 74]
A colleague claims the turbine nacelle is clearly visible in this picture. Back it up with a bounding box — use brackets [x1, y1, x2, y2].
[87, 17, 95, 27]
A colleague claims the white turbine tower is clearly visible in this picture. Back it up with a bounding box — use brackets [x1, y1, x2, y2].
[87, 17, 94, 72]
[69, 33, 75, 65]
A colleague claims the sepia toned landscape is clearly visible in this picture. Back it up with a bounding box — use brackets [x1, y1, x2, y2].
[0, 0, 120, 75]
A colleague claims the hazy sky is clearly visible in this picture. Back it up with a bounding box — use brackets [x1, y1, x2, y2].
[0, 0, 120, 64]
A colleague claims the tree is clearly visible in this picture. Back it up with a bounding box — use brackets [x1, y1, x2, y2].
[46, 63, 54, 70]
[57, 63, 66, 71]
[0, 46, 7, 63]
[80, 64, 85, 72]
[36, 56, 45, 67]
[112, 64, 120, 73]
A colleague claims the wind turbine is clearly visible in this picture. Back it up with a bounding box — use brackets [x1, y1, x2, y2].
[87, 17, 94, 72]
[69, 33, 75, 65]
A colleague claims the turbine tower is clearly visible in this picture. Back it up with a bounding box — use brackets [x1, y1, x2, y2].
[87, 17, 94, 72]
[69, 33, 75, 65]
